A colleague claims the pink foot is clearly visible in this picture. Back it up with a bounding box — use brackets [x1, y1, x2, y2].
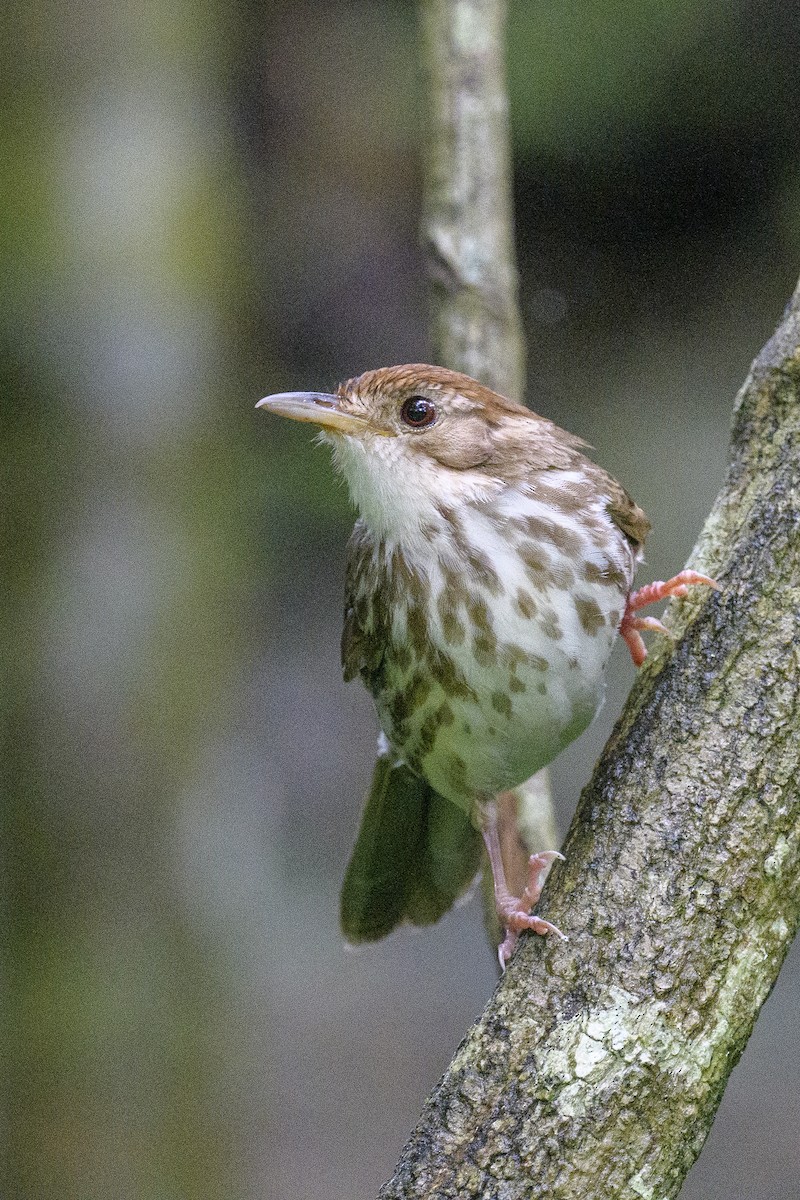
[621, 569, 718, 667]
[482, 807, 566, 968]
[495, 851, 567, 970]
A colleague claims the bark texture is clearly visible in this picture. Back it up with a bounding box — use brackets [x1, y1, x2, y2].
[378, 282, 800, 1196]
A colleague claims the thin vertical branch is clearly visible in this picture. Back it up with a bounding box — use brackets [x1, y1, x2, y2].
[419, 0, 557, 886]
[420, 0, 525, 399]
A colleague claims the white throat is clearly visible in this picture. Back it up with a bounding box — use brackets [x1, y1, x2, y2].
[328, 432, 499, 549]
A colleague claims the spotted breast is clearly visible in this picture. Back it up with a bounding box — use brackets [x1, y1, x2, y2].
[343, 469, 639, 811]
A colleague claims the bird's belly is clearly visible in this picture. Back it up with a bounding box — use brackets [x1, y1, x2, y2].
[377, 574, 623, 807]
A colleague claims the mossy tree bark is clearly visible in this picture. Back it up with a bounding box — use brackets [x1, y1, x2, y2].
[378, 283, 800, 1197]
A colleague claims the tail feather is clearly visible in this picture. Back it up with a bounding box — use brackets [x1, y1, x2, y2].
[340, 749, 482, 943]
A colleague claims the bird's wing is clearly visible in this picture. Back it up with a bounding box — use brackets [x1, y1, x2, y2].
[604, 475, 651, 549]
[340, 747, 482, 943]
[341, 520, 385, 685]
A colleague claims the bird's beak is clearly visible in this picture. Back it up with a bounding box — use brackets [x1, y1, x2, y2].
[256, 391, 386, 436]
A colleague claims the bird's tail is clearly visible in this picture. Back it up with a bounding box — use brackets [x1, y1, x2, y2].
[340, 748, 482, 943]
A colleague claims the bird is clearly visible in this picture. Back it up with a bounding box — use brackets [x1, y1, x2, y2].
[258, 364, 715, 966]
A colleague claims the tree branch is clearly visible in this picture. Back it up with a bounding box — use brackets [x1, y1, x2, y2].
[420, 0, 524, 403]
[378, 280, 800, 1196]
[420, 0, 557, 882]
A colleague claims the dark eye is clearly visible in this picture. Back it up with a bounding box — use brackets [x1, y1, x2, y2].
[400, 395, 436, 428]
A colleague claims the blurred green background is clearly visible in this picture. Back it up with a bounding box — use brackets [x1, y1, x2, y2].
[3, 1, 800, 1197]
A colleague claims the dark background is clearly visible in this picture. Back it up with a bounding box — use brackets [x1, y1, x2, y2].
[3, 1, 800, 1197]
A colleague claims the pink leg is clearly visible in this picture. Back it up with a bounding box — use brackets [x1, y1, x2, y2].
[620, 569, 718, 667]
[482, 806, 566, 969]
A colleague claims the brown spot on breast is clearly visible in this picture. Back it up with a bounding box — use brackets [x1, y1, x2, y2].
[467, 598, 492, 632]
[406, 603, 429, 656]
[427, 647, 478, 701]
[388, 690, 408, 726]
[407, 570, 425, 605]
[533, 478, 595, 512]
[390, 548, 412, 588]
[514, 588, 537, 619]
[548, 523, 584, 556]
[508, 675, 526, 693]
[574, 595, 606, 636]
[502, 643, 529, 671]
[513, 515, 555, 542]
[581, 554, 629, 591]
[443, 612, 466, 645]
[406, 672, 433, 709]
[446, 753, 468, 790]
[437, 589, 467, 646]
[437, 701, 455, 726]
[491, 691, 513, 718]
[605, 563, 629, 591]
[582, 560, 606, 584]
[415, 713, 440, 758]
[528, 653, 550, 672]
[392, 642, 412, 672]
[473, 631, 498, 667]
[466, 548, 502, 594]
[551, 561, 576, 589]
[441, 566, 470, 606]
[518, 543, 550, 578]
[540, 608, 563, 640]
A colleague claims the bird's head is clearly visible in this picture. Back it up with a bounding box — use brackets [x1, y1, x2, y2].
[258, 364, 587, 541]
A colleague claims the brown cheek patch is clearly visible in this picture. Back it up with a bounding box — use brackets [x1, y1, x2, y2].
[428, 418, 493, 470]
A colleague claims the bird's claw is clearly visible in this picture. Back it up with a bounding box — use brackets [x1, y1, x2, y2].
[621, 570, 718, 667]
[496, 851, 566, 969]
